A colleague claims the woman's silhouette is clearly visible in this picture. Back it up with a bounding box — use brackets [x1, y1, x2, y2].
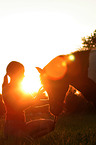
[2, 61, 55, 144]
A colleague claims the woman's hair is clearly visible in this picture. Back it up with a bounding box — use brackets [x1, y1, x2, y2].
[2, 61, 25, 88]
[6, 61, 24, 77]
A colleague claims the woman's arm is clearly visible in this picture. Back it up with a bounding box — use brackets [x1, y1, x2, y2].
[19, 88, 48, 110]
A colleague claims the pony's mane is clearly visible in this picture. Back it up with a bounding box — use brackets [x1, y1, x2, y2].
[59, 50, 91, 58]
[72, 49, 90, 55]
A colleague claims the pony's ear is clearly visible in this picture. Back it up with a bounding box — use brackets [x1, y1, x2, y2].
[35, 67, 43, 74]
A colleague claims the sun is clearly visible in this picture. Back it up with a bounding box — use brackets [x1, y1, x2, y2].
[21, 68, 42, 95]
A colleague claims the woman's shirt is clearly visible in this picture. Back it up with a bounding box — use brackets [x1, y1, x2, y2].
[2, 82, 37, 122]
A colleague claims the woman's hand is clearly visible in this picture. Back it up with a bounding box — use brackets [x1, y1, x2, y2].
[36, 87, 45, 100]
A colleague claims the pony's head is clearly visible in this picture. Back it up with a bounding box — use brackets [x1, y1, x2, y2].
[36, 56, 69, 116]
[36, 51, 88, 115]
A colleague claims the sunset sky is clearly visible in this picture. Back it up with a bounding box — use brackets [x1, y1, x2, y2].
[0, 0, 96, 93]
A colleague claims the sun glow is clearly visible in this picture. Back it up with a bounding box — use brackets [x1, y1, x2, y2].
[21, 68, 42, 94]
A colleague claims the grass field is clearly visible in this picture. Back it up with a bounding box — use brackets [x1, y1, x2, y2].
[0, 113, 96, 145]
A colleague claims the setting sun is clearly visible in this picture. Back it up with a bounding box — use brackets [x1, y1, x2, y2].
[21, 68, 42, 94]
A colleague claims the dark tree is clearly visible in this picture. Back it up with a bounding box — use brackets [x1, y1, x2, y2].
[82, 29, 96, 50]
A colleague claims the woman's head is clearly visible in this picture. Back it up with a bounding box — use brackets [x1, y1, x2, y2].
[6, 61, 25, 82]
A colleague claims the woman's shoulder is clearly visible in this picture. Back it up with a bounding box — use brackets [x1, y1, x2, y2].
[2, 83, 15, 97]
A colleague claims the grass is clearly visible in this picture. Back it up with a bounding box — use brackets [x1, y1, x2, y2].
[1, 113, 96, 145]
[34, 113, 96, 145]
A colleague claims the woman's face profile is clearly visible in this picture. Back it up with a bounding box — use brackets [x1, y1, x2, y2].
[14, 71, 25, 83]
[6, 61, 25, 84]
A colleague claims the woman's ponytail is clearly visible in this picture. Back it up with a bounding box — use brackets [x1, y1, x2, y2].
[2, 74, 8, 88]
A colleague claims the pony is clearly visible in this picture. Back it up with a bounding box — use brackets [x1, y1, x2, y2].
[36, 50, 96, 116]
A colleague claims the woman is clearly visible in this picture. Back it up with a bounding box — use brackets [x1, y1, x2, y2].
[2, 61, 55, 144]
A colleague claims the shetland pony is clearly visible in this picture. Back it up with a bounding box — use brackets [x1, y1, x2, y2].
[36, 50, 96, 116]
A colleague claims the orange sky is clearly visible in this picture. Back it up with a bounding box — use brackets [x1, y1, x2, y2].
[0, 0, 96, 93]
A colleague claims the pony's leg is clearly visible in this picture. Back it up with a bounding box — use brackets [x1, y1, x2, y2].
[72, 78, 96, 108]
[5, 137, 21, 145]
[25, 119, 55, 139]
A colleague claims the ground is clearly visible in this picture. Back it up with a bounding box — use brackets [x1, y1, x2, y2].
[0, 112, 96, 145]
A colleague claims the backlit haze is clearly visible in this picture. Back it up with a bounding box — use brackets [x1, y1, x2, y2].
[0, 0, 96, 94]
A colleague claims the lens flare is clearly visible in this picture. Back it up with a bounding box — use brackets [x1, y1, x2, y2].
[44, 56, 67, 80]
[68, 54, 75, 61]
[62, 61, 66, 67]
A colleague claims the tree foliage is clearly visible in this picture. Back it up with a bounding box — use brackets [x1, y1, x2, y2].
[82, 29, 96, 50]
